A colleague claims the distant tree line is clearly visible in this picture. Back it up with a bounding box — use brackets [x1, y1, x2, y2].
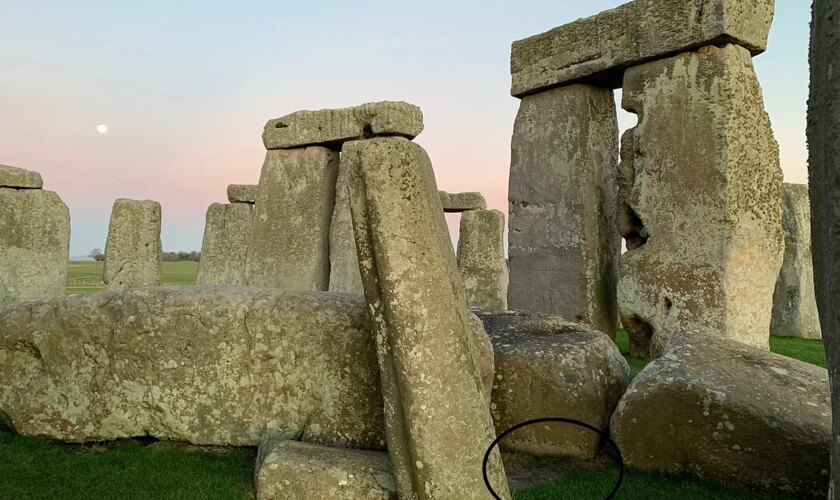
[89, 249, 200, 262]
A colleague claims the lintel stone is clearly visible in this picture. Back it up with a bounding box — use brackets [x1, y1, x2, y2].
[0, 164, 43, 189]
[439, 191, 487, 212]
[226, 184, 258, 204]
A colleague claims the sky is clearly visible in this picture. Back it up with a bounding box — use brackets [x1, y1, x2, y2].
[0, 1, 811, 256]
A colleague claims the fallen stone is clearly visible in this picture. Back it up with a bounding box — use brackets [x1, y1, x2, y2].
[227, 184, 258, 204]
[255, 439, 396, 500]
[478, 311, 629, 459]
[617, 44, 783, 359]
[0, 188, 69, 311]
[509, 83, 620, 338]
[328, 165, 364, 294]
[103, 199, 162, 290]
[510, 0, 775, 96]
[0, 164, 43, 189]
[263, 102, 423, 150]
[195, 203, 254, 285]
[457, 209, 509, 311]
[439, 191, 487, 212]
[610, 331, 831, 498]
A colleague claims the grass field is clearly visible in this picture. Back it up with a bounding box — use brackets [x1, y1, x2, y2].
[65, 260, 199, 294]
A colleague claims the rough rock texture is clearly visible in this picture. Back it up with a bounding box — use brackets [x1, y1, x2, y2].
[617, 45, 783, 359]
[246, 147, 338, 290]
[263, 102, 423, 150]
[439, 191, 487, 212]
[477, 311, 629, 458]
[195, 203, 254, 285]
[0, 164, 43, 189]
[227, 184, 258, 204]
[328, 165, 364, 294]
[255, 439, 396, 500]
[343, 136, 511, 499]
[509, 84, 619, 338]
[611, 331, 831, 497]
[808, 2, 840, 497]
[0, 188, 69, 311]
[771, 183, 821, 339]
[510, 0, 775, 96]
[103, 199, 162, 290]
[457, 209, 509, 311]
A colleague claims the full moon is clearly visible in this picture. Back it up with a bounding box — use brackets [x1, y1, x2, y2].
[96, 124, 109, 135]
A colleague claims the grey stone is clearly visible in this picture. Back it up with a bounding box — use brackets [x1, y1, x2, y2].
[611, 330, 830, 498]
[508, 84, 620, 338]
[618, 45, 783, 359]
[263, 102, 423, 150]
[103, 199, 162, 290]
[328, 165, 364, 293]
[343, 136, 511, 499]
[0, 188, 69, 311]
[439, 191, 487, 212]
[246, 147, 338, 290]
[457, 209, 508, 311]
[510, 0, 775, 96]
[0, 164, 43, 189]
[195, 203, 254, 285]
[227, 184, 258, 204]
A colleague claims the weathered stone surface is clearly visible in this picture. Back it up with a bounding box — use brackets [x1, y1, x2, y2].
[263, 102, 423, 150]
[509, 84, 619, 338]
[808, 2, 840, 496]
[478, 311, 629, 458]
[439, 191, 487, 212]
[510, 0, 775, 96]
[0, 164, 43, 189]
[457, 209, 509, 311]
[344, 136, 511, 499]
[246, 147, 338, 290]
[618, 45, 783, 359]
[195, 203, 254, 285]
[255, 439, 396, 500]
[611, 331, 830, 497]
[771, 183, 821, 339]
[328, 165, 364, 294]
[0, 188, 69, 311]
[103, 199, 162, 290]
[227, 184, 258, 204]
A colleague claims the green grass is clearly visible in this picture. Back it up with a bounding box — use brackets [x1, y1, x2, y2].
[65, 261, 199, 294]
[769, 335, 827, 368]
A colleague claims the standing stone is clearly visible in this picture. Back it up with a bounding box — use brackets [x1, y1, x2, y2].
[227, 184, 258, 204]
[343, 137, 510, 499]
[195, 203, 254, 285]
[246, 147, 338, 290]
[617, 44, 783, 359]
[808, 1, 840, 496]
[0, 164, 43, 189]
[103, 199, 162, 290]
[328, 165, 363, 294]
[508, 83, 619, 338]
[771, 183, 821, 339]
[0, 186, 69, 311]
[457, 209, 509, 311]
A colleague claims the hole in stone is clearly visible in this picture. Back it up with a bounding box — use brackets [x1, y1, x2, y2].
[619, 206, 648, 250]
[663, 297, 673, 311]
[362, 124, 374, 138]
[623, 314, 654, 359]
[274, 122, 289, 129]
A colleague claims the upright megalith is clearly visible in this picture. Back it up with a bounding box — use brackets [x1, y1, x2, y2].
[328, 164, 363, 293]
[457, 209, 509, 311]
[508, 84, 620, 337]
[103, 199, 162, 290]
[0, 166, 69, 311]
[617, 44, 783, 359]
[771, 183, 821, 339]
[343, 136, 510, 499]
[196, 202, 254, 285]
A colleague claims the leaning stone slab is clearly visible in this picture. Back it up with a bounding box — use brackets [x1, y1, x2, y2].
[510, 0, 775, 96]
[195, 203, 254, 285]
[328, 164, 364, 293]
[343, 137, 511, 499]
[0, 164, 43, 189]
[255, 439, 396, 500]
[478, 311, 629, 459]
[0, 188, 69, 311]
[457, 209, 509, 311]
[439, 191, 487, 212]
[103, 199, 162, 290]
[246, 147, 338, 290]
[611, 331, 830, 498]
[263, 102, 423, 150]
[227, 184, 258, 204]
[618, 45, 783, 359]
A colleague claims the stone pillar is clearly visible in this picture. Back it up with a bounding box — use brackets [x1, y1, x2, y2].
[617, 44, 783, 359]
[343, 137, 510, 499]
[808, 1, 840, 496]
[195, 203, 254, 285]
[103, 199, 162, 290]
[328, 165, 364, 293]
[457, 209, 509, 311]
[0, 165, 69, 310]
[508, 84, 620, 338]
[771, 183, 821, 339]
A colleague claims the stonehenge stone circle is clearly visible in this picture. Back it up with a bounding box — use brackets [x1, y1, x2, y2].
[195, 202, 254, 285]
[509, 84, 619, 337]
[611, 331, 831, 498]
[771, 183, 821, 339]
[328, 164, 364, 294]
[343, 136, 510, 499]
[226, 183, 258, 204]
[617, 44, 783, 359]
[439, 191, 487, 212]
[103, 199, 163, 290]
[510, 0, 775, 96]
[457, 209, 509, 311]
[808, 1, 840, 496]
[0, 164, 43, 189]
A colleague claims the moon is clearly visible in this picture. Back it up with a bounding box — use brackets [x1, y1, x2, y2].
[96, 124, 109, 135]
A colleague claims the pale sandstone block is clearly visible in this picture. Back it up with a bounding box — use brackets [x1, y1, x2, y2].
[0, 164, 43, 189]
[195, 203, 254, 285]
[328, 164, 363, 293]
[439, 191, 487, 212]
[457, 209, 509, 311]
[103, 199, 162, 290]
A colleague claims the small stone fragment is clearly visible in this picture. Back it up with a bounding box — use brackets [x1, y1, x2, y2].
[439, 191, 487, 212]
[457, 209, 509, 311]
[195, 203, 254, 285]
[103, 199, 162, 290]
[227, 184, 258, 204]
[0, 164, 43, 189]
